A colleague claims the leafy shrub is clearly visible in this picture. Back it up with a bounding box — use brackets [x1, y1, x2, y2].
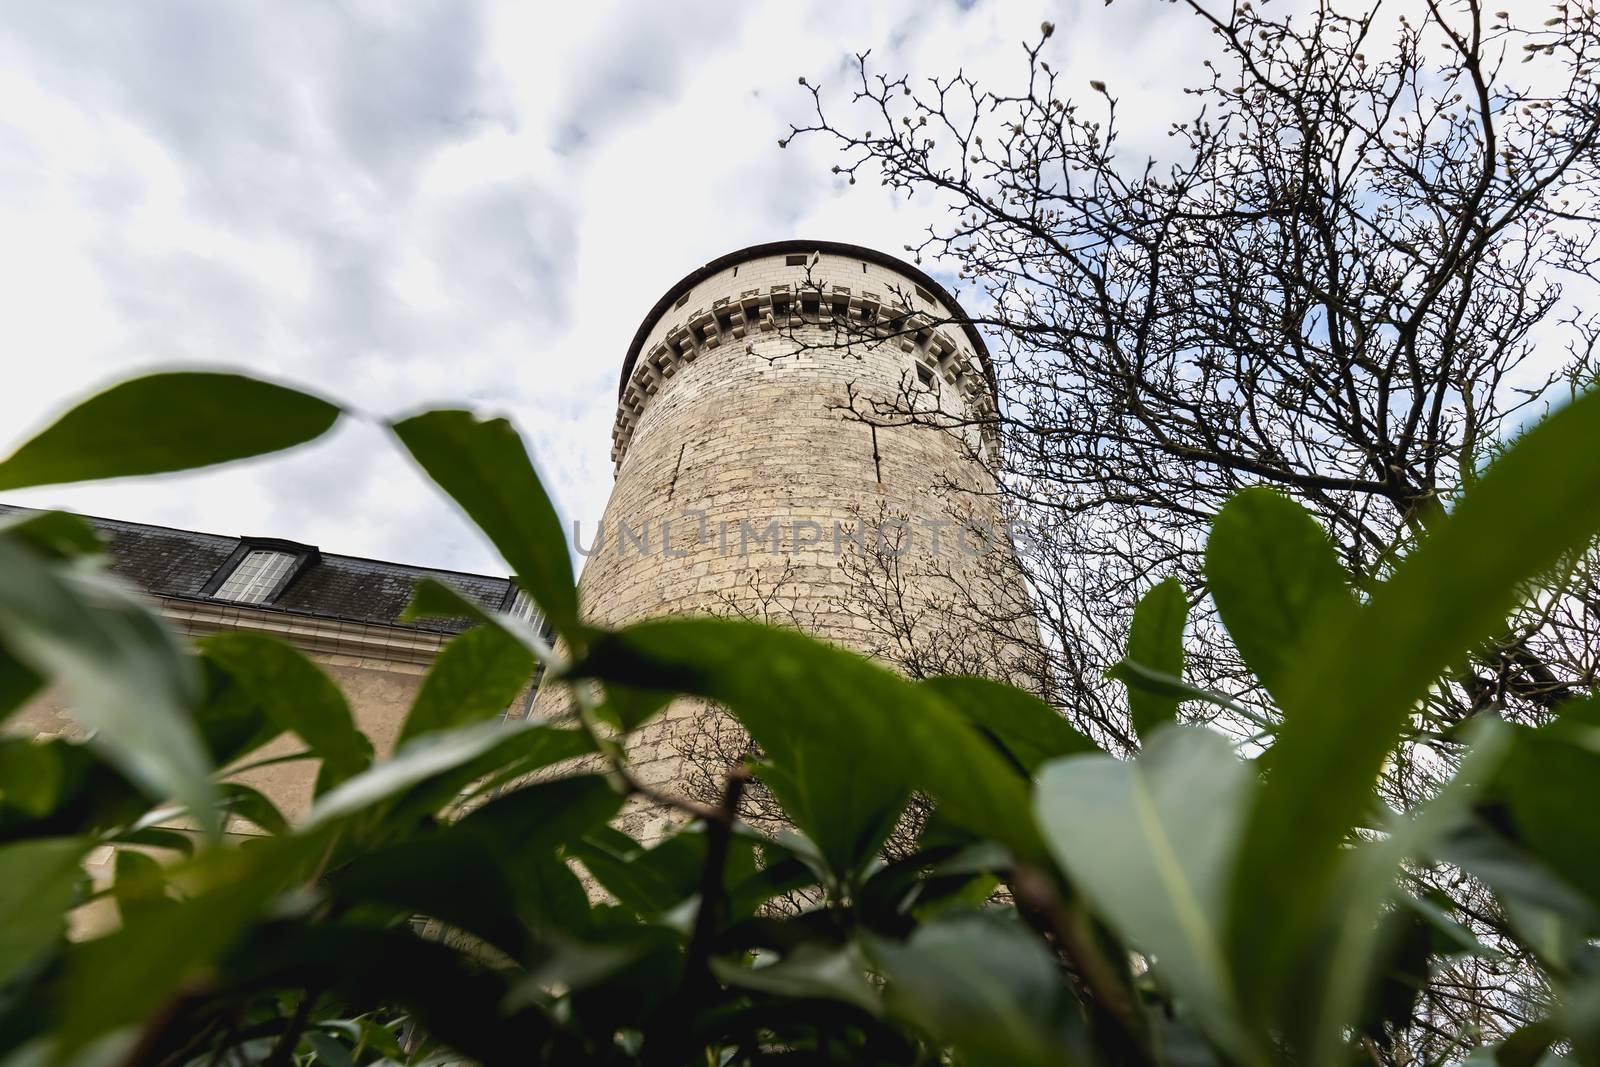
[0, 371, 1597, 1066]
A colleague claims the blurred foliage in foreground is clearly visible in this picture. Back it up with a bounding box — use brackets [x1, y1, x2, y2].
[0, 369, 1598, 1066]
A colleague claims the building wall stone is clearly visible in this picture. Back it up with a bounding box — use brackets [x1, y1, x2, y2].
[539, 246, 1038, 842]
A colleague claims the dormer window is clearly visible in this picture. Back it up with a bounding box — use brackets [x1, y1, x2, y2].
[202, 537, 318, 606]
[505, 587, 544, 629]
[214, 549, 296, 604]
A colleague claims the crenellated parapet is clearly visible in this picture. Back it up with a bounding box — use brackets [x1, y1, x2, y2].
[612, 279, 997, 468]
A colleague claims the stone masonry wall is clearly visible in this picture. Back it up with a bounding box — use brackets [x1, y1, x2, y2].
[535, 249, 1040, 843]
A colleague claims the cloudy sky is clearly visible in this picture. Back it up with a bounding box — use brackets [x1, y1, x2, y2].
[0, 0, 1224, 576]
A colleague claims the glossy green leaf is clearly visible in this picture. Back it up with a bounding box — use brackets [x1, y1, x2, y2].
[218, 923, 555, 1065]
[920, 674, 1098, 774]
[379, 722, 594, 830]
[1120, 578, 1188, 739]
[60, 833, 326, 1049]
[454, 773, 623, 854]
[1036, 726, 1254, 1058]
[1486, 721, 1600, 907]
[712, 943, 879, 1014]
[391, 411, 577, 638]
[0, 537, 217, 834]
[1204, 488, 1355, 703]
[403, 577, 558, 668]
[1301, 723, 1511, 1064]
[307, 719, 582, 829]
[1228, 385, 1600, 1020]
[568, 827, 695, 917]
[327, 833, 531, 956]
[572, 618, 1046, 876]
[0, 372, 339, 490]
[216, 782, 288, 836]
[398, 623, 536, 745]
[201, 633, 372, 794]
[870, 911, 1083, 1067]
[0, 837, 85, 987]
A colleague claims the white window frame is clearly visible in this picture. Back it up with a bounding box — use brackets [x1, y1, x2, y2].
[506, 587, 544, 631]
[214, 549, 297, 604]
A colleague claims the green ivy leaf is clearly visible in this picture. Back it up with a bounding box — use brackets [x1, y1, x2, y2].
[391, 411, 578, 639]
[0, 372, 339, 490]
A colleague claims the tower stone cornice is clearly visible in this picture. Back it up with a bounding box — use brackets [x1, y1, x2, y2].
[612, 240, 997, 468]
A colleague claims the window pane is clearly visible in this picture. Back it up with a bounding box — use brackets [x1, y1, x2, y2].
[215, 550, 295, 604]
[507, 588, 544, 629]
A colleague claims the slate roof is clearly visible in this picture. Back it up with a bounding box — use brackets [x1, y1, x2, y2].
[0, 503, 514, 635]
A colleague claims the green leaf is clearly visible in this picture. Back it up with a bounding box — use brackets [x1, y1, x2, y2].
[0, 372, 340, 490]
[1485, 720, 1600, 907]
[402, 577, 557, 668]
[870, 911, 1084, 1067]
[307, 719, 583, 829]
[0, 837, 86, 987]
[1301, 723, 1511, 1063]
[1119, 578, 1189, 739]
[0, 510, 104, 559]
[218, 923, 556, 1065]
[1204, 488, 1355, 703]
[216, 782, 288, 836]
[0, 736, 64, 816]
[568, 827, 696, 917]
[454, 773, 624, 854]
[111, 849, 171, 925]
[712, 943, 879, 1014]
[327, 833, 531, 957]
[398, 623, 536, 745]
[379, 722, 594, 830]
[572, 618, 1047, 877]
[0, 537, 217, 834]
[1036, 726, 1254, 1058]
[0, 643, 44, 726]
[60, 833, 326, 1049]
[332, 776, 622, 948]
[201, 633, 372, 794]
[920, 675, 1098, 774]
[305, 1032, 355, 1067]
[1228, 385, 1600, 1020]
[391, 411, 577, 638]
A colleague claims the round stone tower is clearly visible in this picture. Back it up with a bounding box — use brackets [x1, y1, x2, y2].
[546, 240, 1040, 839]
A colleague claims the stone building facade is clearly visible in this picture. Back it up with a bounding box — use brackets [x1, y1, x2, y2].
[2, 503, 543, 916]
[539, 240, 1040, 840]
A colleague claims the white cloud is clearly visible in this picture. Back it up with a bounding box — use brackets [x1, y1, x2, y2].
[0, 0, 1223, 576]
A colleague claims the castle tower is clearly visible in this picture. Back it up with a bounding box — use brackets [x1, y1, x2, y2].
[547, 241, 1040, 839]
